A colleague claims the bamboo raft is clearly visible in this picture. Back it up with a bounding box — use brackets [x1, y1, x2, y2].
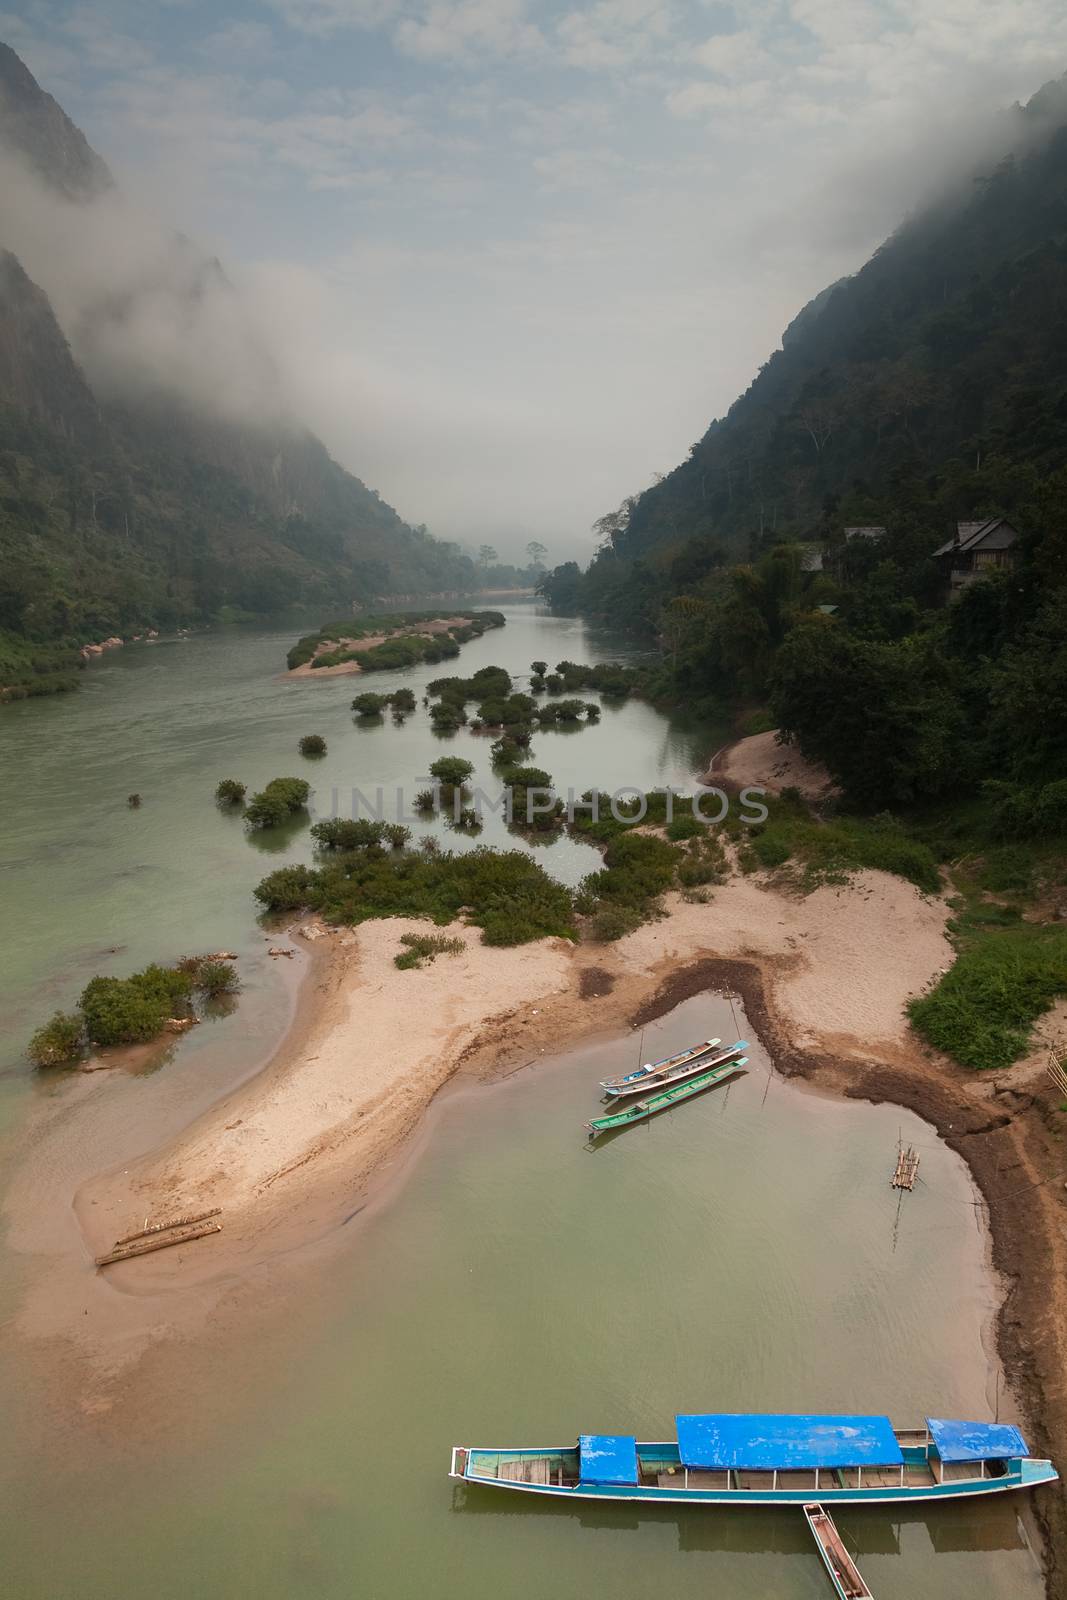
[891, 1146, 919, 1191]
[95, 1208, 222, 1267]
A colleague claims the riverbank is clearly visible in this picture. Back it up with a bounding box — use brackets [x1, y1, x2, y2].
[707, 726, 839, 802]
[50, 865, 951, 1327]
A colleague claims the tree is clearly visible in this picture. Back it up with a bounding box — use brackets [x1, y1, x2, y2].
[477, 545, 498, 568]
[429, 756, 474, 786]
[299, 734, 327, 757]
[526, 541, 547, 569]
[215, 778, 246, 805]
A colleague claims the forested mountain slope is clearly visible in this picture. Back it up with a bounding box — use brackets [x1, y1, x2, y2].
[548, 75, 1067, 633]
[540, 75, 1067, 835]
[0, 44, 476, 693]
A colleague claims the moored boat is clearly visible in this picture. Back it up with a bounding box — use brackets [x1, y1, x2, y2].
[599, 1037, 723, 1096]
[585, 1057, 747, 1137]
[601, 1039, 747, 1101]
[804, 1503, 872, 1598]
[449, 1414, 1058, 1505]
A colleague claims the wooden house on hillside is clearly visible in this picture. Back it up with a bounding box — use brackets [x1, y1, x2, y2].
[933, 518, 1019, 594]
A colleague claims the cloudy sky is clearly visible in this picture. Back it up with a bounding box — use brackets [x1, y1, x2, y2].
[4, 2, 1065, 558]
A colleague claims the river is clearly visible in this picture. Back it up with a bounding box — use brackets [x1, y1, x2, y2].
[0, 606, 1046, 1598]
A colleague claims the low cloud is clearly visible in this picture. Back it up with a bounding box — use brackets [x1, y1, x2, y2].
[0, 150, 287, 427]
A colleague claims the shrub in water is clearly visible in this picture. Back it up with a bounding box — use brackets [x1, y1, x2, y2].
[198, 960, 239, 997]
[299, 734, 327, 757]
[215, 778, 246, 805]
[28, 1011, 85, 1067]
[253, 864, 320, 911]
[353, 692, 390, 717]
[246, 777, 311, 829]
[429, 756, 474, 786]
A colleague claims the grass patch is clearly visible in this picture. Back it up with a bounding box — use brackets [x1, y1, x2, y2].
[394, 932, 465, 970]
[733, 796, 940, 894]
[908, 926, 1067, 1070]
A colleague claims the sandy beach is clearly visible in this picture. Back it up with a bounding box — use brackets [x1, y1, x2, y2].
[71, 860, 954, 1284]
[709, 726, 840, 803]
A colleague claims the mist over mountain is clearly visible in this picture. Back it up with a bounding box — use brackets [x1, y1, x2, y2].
[551, 71, 1067, 616]
[0, 42, 478, 692]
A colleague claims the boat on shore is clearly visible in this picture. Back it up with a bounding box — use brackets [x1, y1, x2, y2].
[449, 1414, 1058, 1505]
[586, 1057, 747, 1137]
[600, 1038, 747, 1100]
[599, 1037, 723, 1096]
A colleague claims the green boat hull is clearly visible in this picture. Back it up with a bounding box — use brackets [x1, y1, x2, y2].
[586, 1057, 748, 1136]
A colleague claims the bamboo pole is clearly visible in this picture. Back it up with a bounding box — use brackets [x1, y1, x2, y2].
[95, 1221, 222, 1267]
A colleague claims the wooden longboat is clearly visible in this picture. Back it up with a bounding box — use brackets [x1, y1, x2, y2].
[585, 1058, 747, 1137]
[602, 1039, 747, 1101]
[804, 1503, 872, 1598]
[599, 1037, 722, 1095]
[449, 1415, 1058, 1507]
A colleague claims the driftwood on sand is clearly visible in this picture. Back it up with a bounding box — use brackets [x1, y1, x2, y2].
[95, 1209, 223, 1268]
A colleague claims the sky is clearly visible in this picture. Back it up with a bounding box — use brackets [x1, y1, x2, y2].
[3, 2, 1066, 560]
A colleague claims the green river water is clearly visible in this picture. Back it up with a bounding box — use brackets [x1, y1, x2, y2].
[0, 607, 1046, 1598]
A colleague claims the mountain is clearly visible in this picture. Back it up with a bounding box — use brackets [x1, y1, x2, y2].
[0, 44, 476, 693]
[536, 73, 1067, 840]
[0, 41, 111, 198]
[549, 74, 1067, 628]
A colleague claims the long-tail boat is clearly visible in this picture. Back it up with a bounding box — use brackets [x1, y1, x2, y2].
[601, 1038, 747, 1101]
[449, 1414, 1058, 1505]
[804, 1503, 872, 1598]
[585, 1057, 747, 1137]
[599, 1037, 722, 1096]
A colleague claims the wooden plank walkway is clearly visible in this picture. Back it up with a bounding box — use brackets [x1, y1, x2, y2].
[803, 1503, 873, 1598]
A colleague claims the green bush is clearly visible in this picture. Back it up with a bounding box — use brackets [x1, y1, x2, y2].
[80, 965, 194, 1047]
[666, 814, 704, 841]
[975, 845, 1036, 895]
[501, 765, 552, 789]
[253, 864, 320, 911]
[587, 904, 642, 942]
[909, 930, 1067, 1070]
[246, 777, 311, 829]
[198, 960, 239, 997]
[244, 790, 290, 829]
[28, 1011, 85, 1067]
[429, 756, 474, 786]
[353, 692, 389, 717]
[299, 734, 327, 757]
[215, 778, 246, 805]
[312, 818, 389, 851]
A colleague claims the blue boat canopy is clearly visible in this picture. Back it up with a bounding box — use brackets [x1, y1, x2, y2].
[579, 1434, 639, 1486]
[676, 1414, 904, 1471]
[927, 1418, 1028, 1462]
